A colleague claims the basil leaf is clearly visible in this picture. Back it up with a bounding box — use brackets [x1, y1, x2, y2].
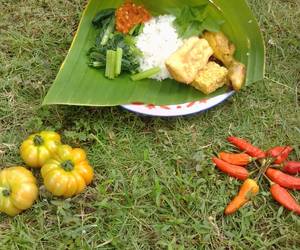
[202, 17, 225, 33]
[167, 5, 224, 38]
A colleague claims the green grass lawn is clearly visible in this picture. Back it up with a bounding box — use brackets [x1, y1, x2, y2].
[0, 0, 299, 249]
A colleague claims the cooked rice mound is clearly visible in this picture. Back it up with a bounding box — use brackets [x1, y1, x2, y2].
[136, 15, 183, 81]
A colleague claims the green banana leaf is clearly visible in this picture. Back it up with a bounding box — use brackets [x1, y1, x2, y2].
[43, 0, 265, 106]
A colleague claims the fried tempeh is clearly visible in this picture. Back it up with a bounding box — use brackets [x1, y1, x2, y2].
[192, 62, 228, 95]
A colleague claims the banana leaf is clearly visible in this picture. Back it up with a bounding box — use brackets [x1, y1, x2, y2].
[43, 0, 265, 106]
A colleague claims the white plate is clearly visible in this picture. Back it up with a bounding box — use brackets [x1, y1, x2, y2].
[121, 91, 235, 117]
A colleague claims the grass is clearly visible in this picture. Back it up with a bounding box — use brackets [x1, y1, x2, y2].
[0, 0, 299, 249]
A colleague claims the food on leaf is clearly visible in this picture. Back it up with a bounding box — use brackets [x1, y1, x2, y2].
[20, 131, 61, 168]
[41, 145, 94, 197]
[165, 37, 213, 84]
[191, 62, 228, 94]
[0, 167, 38, 216]
[88, 2, 248, 95]
[225, 179, 259, 215]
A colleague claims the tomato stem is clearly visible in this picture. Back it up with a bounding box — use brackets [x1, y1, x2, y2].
[61, 160, 74, 172]
[1, 188, 11, 197]
[33, 135, 44, 146]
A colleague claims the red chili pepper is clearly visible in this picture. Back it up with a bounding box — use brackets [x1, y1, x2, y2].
[227, 136, 266, 158]
[266, 168, 300, 190]
[270, 184, 300, 215]
[282, 161, 300, 175]
[219, 152, 252, 166]
[266, 146, 293, 164]
[212, 157, 249, 180]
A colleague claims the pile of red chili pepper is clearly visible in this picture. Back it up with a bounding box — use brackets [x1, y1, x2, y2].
[212, 136, 300, 215]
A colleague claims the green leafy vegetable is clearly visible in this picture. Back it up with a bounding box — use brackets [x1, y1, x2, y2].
[88, 32, 141, 74]
[88, 9, 141, 78]
[92, 8, 115, 27]
[101, 17, 115, 46]
[167, 5, 224, 38]
[129, 23, 145, 36]
[201, 16, 224, 33]
[92, 9, 116, 46]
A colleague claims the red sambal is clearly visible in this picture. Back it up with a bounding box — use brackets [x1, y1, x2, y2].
[116, 1, 151, 34]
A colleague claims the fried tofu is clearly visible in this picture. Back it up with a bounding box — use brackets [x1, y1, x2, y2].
[192, 62, 228, 95]
[165, 37, 213, 84]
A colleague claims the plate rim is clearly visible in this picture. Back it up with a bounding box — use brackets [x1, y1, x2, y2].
[121, 90, 235, 117]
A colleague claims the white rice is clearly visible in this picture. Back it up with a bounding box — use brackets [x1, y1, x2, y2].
[136, 15, 183, 81]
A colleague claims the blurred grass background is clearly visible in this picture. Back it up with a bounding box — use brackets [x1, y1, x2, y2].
[0, 0, 299, 249]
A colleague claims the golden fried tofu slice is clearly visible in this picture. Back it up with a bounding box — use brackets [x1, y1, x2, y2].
[202, 31, 236, 67]
[165, 37, 213, 84]
[192, 62, 228, 95]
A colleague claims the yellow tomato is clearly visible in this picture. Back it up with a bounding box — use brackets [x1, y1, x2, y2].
[0, 167, 38, 216]
[41, 145, 94, 197]
[20, 131, 61, 168]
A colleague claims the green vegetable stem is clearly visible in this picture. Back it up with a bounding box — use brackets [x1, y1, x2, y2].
[115, 48, 123, 75]
[131, 67, 161, 81]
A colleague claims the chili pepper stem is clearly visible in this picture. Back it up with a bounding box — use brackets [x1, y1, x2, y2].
[255, 157, 274, 182]
[264, 174, 274, 185]
[270, 164, 281, 169]
[249, 169, 259, 176]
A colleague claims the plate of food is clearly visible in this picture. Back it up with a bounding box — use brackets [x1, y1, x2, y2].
[43, 0, 265, 117]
